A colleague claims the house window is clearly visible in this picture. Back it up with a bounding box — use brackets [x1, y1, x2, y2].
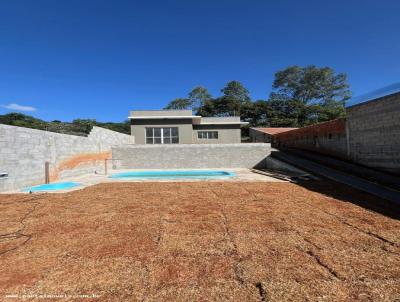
[145, 127, 179, 144]
[198, 131, 218, 139]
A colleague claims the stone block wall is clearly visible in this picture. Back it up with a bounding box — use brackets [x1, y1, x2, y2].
[112, 143, 271, 169]
[0, 125, 132, 192]
[347, 92, 400, 174]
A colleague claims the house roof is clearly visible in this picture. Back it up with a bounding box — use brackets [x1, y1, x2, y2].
[128, 110, 248, 126]
[251, 127, 298, 135]
[199, 116, 248, 125]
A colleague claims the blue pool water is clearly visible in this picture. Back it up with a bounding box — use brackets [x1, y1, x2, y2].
[110, 170, 235, 180]
[23, 181, 81, 192]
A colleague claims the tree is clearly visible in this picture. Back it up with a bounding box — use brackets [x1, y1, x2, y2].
[72, 119, 97, 133]
[221, 80, 251, 103]
[188, 86, 212, 112]
[269, 65, 350, 126]
[266, 94, 312, 127]
[272, 65, 351, 105]
[197, 98, 216, 117]
[163, 98, 192, 110]
[215, 81, 252, 116]
[246, 100, 269, 127]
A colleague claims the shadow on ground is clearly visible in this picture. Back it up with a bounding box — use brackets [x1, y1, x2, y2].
[292, 178, 400, 220]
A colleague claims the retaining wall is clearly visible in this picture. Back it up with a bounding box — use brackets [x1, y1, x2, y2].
[274, 119, 347, 158]
[0, 125, 132, 192]
[112, 143, 271, 169]
[347, 92, 400, 174]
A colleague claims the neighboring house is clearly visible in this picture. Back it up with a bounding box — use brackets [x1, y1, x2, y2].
[249, 127, 298, 143]
[129, 110, 248, 144]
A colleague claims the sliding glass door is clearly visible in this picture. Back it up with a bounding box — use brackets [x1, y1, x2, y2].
[145, 127, 179, 144]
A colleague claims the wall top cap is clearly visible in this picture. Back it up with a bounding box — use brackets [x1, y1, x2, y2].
[347, 82, 400, 108]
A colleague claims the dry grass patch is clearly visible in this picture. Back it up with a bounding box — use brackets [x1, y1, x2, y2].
[0, 181, 399, 301]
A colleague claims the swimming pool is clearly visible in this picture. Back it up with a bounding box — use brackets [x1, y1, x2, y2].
[23, 181, 81, 192]
[109, 170, 235, 180]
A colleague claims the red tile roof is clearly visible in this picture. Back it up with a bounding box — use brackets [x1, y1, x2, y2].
[251, 127, 298, 135]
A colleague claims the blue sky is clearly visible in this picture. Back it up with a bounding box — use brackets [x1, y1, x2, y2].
[0, 0, 399, 122]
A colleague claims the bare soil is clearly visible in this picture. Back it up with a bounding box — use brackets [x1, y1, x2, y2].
[0, 181, 399, 301]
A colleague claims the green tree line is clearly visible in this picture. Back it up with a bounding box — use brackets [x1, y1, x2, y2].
[164, 65, 351, 133]
[0, 113, 130, 136]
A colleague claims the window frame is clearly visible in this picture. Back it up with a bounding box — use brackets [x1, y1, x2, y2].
[198, 131, 219, 140]
[145, 127, 179, 144]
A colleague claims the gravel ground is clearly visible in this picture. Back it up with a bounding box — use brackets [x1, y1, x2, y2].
[0, 181, 399, 301]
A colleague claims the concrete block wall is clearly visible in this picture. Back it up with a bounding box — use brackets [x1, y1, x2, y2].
[88, 126, 135, 148]
[347, 92, 400, 174]
[0, 125, 132, 192]
[112, 143, 271, 169]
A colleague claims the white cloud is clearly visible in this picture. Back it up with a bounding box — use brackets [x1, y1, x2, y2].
[2, 103, 37, 112]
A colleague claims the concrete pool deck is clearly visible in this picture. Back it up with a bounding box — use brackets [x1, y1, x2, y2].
[8, 168, 285, 194]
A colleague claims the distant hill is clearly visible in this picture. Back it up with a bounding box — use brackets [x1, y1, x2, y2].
[0, 113, 130, 136]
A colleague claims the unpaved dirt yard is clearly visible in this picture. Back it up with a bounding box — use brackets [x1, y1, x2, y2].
[1, 181, 399, 301]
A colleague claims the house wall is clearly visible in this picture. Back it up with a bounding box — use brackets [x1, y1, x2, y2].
[273, 119, 348, 158]
[192, 124, 241, 144]
[0, 125, 132, 192]
[347, 92, 400, 174]
[131, 119, 242, 144]
[112, 143, 270, 169]
[130, 119, 193, 144]
[249, 128, 272, 143]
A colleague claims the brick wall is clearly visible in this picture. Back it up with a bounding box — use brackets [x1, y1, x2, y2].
[0, 125, 132, 192]
[347, 92, 400, 174]
[112, 143, 271, 169]
[273, 119, 347, 158]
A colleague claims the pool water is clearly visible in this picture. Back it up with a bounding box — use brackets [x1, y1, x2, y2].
[110, 170, 235, 180]
[23, 181, 81, 192]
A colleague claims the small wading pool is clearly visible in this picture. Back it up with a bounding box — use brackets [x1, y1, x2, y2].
[110, 170, 235, 180]
[23, 181, 81, 192]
